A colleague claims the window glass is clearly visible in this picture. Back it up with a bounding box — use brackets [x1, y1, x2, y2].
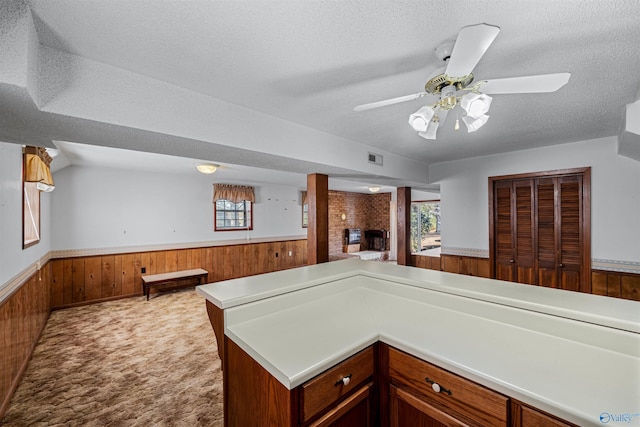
[410, 201, 441, 254]
[23, 172, 40, 248]
[302, 203, 308, 228]
[215, 199, 253, 230]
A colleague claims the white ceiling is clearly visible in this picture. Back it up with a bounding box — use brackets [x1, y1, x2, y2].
[2, 0, 640, 191]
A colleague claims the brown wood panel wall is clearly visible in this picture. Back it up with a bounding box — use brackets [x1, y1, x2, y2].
[50, 239, 308, 309]
[592, 270, 640, 301]
[0, 265, 51, 418]
[411, 255, 442, 271]
[410, 254, 491, 278]
[441, 254, 491, 278]
[411, 255, 639, 302]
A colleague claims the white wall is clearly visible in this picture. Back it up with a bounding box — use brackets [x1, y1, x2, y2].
[0, 142, 51, 289]
[50, 165, 306, 251]
[430, 137, 640, 264]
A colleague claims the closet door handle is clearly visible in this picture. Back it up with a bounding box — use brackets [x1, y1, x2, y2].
[509, 259, 515, 264]
[559, 263, 564, 268]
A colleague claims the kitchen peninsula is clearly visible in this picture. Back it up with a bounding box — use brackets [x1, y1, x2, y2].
[197, 259, 640, 427]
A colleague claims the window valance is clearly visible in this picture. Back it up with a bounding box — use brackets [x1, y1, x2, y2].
[24, 146, 55, 191]
[213, 184, 255, 203]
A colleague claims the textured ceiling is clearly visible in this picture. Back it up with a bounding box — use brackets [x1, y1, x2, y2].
[3, 0, 640, 188]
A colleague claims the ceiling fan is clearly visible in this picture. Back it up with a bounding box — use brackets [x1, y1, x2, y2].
[353, 23, 571, 139]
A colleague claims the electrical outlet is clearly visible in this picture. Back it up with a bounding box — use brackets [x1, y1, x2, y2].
[141, 267, 146, 274]
[288, 251, 292, 256]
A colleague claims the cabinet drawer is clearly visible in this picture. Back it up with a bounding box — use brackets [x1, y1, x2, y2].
[513, 400, 579, 427]
[388, 347, 508, 426]
[300, 346, 374, 423]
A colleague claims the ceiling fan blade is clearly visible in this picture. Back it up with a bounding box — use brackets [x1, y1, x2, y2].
[445, 23, 500, 78]
[354, 92, 437, 112]
[479, 73, 571, 94]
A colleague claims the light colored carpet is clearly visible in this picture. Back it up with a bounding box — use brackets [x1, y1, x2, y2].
[1, 289, 223, 426]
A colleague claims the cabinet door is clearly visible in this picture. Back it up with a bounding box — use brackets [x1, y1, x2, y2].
[536, 178, 558, 288]
[309, 382, 372, 427]
[494, 180, 515, 282]
[536, 175, 585, 292]
[390, 385, 469, 427]
[557, 175, 583, 292]
[514, 180, 535, 284]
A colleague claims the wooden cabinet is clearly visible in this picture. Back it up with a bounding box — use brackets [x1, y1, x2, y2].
[390, 384, 468, 427]
[300, 346, 374, 424]
[224, 338, 375, 427]
[511, 400, 579, 427]
[217, 334, 585, 427]
[307, 382, 373, 427]
[490, 168, 590, 293]
[388, 347, 508, 426]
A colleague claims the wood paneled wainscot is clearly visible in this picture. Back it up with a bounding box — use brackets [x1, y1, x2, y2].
[413, 255, 640, 302]
[1, 264, 51, 418]
[411, 254, 491, 278]
[592, 269, 640, 301]
[50, 239, 307, 309]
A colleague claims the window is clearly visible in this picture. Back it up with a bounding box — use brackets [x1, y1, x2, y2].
[22, 146, 54, 249]
[301, 190, 308, 228]
[212, 183, 256, 231]
[302, 203, 308, 228]
[215, 199, 253, 231]
[23, 181, 40, 248]
[410, 200, 441, 254]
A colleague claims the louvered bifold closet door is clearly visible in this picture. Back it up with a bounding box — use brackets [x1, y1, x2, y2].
[536, 178, 558, 288]
[558, 175, 584, 292]
[495, 181, 515, 282]
[514, 180, 536, 284]
[491, 168, 589, 293]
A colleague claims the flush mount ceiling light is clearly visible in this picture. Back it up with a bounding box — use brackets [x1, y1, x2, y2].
[368, 186, 381, 193]
[196, 163, 219, 174]
[354, 23, 571, 141]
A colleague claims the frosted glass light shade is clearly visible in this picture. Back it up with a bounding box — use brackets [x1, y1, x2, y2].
[418, 120, 439, 139]
[462, 114, 489, 132]
[408, 106, 435, 132]
[461, 93, 492, 119]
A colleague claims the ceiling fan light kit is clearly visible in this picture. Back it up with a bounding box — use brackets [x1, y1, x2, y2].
[461, 92, 492, 118]
[408, 106, 435, 132]
[462, 114, 490, 132]
[354, 23, 571, 141]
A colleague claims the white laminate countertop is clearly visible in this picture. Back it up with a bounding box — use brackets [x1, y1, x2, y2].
[196, 259, 640, 427]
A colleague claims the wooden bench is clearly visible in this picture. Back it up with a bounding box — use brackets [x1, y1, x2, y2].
[141, 268, 208, 301]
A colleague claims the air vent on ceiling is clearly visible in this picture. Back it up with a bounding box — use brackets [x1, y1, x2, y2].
[368, 152, 383, 166]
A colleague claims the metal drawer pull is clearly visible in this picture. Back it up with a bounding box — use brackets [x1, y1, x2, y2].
[334, 374, 352, 387]
[425, 377, 452, 395]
